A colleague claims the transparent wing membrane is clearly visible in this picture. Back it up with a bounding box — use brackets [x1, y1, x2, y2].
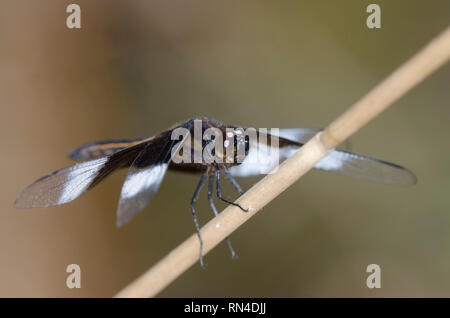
[315, 150, 417, 186]
[15, 157, 109, 208]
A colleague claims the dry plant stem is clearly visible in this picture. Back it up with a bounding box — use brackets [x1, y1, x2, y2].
[115, 26, 450, 298]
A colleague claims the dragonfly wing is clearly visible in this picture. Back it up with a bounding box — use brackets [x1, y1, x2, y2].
[314, 150, 417, 186]
[68, 136, 157, 160]
[15, 139, 150, 209]
[116, 129, 189, 227]
[228, 139, 276, 177]
[229, 128, 320, 177]
[229, 134, 416, 186]
[277, 128, 351, 151]
[116, 161, 169, 227]
[277, 128, 321, 143]
[15, 157, 110, 208]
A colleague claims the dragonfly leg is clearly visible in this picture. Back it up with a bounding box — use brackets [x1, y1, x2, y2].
[222, 165, 262, 211]
[207, 170, 238, 259]
[216, 169, 248, 212]
[222, 165, 244, 195]
[191, 171, 207, 267]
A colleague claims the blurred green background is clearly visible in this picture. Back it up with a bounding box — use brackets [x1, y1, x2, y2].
[1, 0, 450, 297]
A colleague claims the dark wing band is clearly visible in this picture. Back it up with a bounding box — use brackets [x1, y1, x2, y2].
[115, 128, 190, 227]
[229, 128, 416, 186]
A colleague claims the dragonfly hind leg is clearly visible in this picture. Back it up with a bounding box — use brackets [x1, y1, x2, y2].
[191, 172, 207, 267]
[216, 168, 248, 212]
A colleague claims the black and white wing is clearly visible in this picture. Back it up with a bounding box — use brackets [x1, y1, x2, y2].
[15, 157, 110, 208]
[15, 127, 190, 226]
[229, 128, 416, 186]
[116, 129, 189, 227]
[15, 142, 148, 209]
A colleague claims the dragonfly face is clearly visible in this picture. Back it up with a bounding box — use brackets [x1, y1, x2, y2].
[15, 117, 417, 266]
[169, 120, 252, 172]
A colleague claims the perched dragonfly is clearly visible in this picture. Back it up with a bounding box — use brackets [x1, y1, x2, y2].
[15, 117, 416, 266]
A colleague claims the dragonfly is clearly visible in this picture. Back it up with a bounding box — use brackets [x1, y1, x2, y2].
[15, 117, 417, 266]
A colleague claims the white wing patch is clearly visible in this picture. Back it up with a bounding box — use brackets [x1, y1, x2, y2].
[116, 163, 168, 227]
[15, 157, 108, 208]
[229, 142, 293, 177]
[58, 157, 108, 204]
[314, 151, 345, 171]
[120, 164, 168, 200]
[115, 130, 189, 227]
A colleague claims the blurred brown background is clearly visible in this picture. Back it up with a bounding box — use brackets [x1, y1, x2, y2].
[1, 0, 450, 297]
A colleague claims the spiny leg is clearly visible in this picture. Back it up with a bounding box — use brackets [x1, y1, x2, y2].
[208, 172, 238, 259]
[222, 165, 262, 211]
[216, 169, 248, 212]
[191, 172, 207, 267]
[222, 165, 244, 195]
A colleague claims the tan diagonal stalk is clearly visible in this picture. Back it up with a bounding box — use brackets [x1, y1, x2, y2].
[115, 25, 450, 298]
